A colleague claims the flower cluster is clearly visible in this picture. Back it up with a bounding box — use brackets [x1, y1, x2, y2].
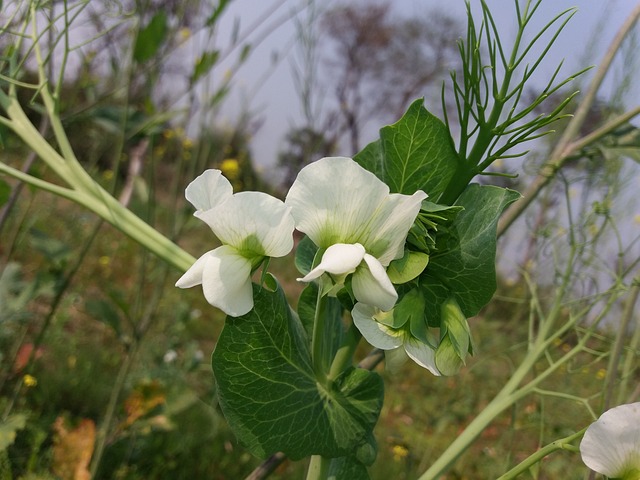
[177, 157, 438, 372]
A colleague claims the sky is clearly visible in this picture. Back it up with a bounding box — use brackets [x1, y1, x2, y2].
[211, 0, 640, 175]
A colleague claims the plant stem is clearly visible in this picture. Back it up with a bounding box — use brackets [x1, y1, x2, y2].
[311, 286, 328, 381]
[495, 428, 586, 480]
[305, 454, 330, 480]
[328, 322, 361, 380]
[498, 3, 640, 236]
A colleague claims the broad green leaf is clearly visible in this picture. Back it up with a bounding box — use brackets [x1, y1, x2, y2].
[134, 12, 168, 63]
[213, 283, 383, 460]
[387, 251, 429, 284]
[328, 455, 370, 479]
[421, 184, 521, 324]
[0, 414, 26, 451]
[355, 98, 460, 200]
[191, 50, 220, 85]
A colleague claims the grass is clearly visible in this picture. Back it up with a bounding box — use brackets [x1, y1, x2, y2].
[0, 159, 619, 480]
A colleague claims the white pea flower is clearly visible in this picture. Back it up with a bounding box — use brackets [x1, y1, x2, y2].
[351, 303, 440, 375]
[176, 170, 295, 317]
[580, 402, 640, 480]
[285, 157, 427, 311]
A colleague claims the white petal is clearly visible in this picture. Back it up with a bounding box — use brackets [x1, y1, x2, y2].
[285, 157, 390, 247]
[199, 245, 253, 317]
[185, 169, 233, 212]
[297, 243, 366, 282]
[362, 191, 427, 265]
[197, 192, 295, 258]
[175, 250, 211, 288]
[352, 303, 403, 350]
[580, 402, 640, 477]
[404, 337, 440, 375]
[352, 254, 397, 311]
[384, 347, 409, 372]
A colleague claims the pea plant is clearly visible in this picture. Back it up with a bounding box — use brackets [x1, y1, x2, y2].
[1, 0, 640, 479]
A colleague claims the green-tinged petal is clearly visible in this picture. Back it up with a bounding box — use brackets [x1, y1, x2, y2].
[185, 169, 233, 212]
[196, 245, 253, 317]
[285, 157, 390, 247]
[352, 303, 403, 350]
[298, 243, 366, 282]
[580, 402, 640, 478]
[197, 191, 295, 258]
[384, 347, 408, 372]
[362, 191, 427, 265]
[404, 337, 440, 376]
[352, 254, 397, 311]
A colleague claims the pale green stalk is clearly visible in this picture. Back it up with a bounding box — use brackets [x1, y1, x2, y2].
[306, 455, 330, 480]
[496, 428, 586, 480]
[418, 244, 626, 479]
[498, 3, 640, 235]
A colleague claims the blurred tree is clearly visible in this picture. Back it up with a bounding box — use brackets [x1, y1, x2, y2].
[320, 1, 462, 154]
[277, 127, 336, 188]
[279, 0, 462, 186]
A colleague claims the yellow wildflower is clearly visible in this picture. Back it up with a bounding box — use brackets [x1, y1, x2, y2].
[23, 374, 37, 387]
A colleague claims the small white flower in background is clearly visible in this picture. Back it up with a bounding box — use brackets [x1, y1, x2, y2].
[285, 157, 427, 312]
[163, 349, 178, 364]
[351, 303, 440, 375]
[580, 402, 640, 480]
[176, 169, 295, 317]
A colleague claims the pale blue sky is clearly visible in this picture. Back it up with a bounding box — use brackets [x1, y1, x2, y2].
[212, 0, 639, 175]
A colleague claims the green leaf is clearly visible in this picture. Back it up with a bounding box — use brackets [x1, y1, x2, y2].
[134, 12, 168, 63]
[295, 235, 318, 275]
[213, 283, 383, 460]
[328, 455, 370, 479]
[206, 0, 231, 27]
[441, 298, 472, 361]
[28, 228, 71, 266]
[0, 414, 26, 451]
[84, 298, 121, 335]
[421, 184, 521, 323]
[0, 179, 10, 206]
[355, 98, 460, 200]
[387, 251, 429, 284]
[190, 50, 220, 85]
[435, 335, 464, 376]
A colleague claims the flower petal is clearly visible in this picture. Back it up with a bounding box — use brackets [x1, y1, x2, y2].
[285, 157, 390, 247]
[352, 303, 403, 350]
[185, 169, 233, 212]
[197, 192, 295, 258]
[362, 191, 427, 265]
[199, 245, 253, 317]
[580, 402, 640, 477]
[404, 337, 440, 376]
[384, 347, 409, 372]
[175, 250, 211, 288]
[298, 243, 365, 282]
[352, 254, 397, 311]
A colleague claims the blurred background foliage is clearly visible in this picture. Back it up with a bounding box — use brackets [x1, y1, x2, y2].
[0, 0, 639, 479]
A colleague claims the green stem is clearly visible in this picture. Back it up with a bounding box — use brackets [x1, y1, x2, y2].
[90, 341, 138, 478]
[311, 286, 328, 381]
[305, 455, 330, 480]
[328, 322, 361, 380]
[496, 428, 586, 480]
